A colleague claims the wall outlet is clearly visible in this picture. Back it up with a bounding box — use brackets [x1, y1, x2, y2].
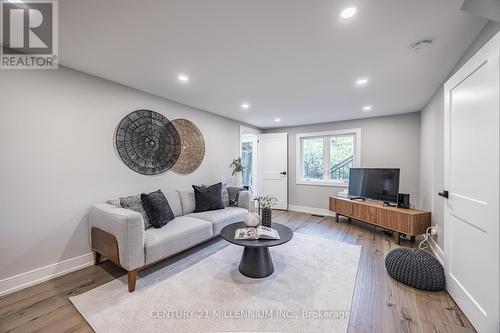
[430, 225, 438, 236]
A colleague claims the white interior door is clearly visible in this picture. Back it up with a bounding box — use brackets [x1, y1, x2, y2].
[258, 133, 288, 210]
[443, 32, 499, 333]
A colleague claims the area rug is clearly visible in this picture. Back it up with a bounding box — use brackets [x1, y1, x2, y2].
[70, 233, 361, 333]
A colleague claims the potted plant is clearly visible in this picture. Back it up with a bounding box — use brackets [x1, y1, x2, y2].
[229, 157, 245, 186]
[257, 195, 278, 227]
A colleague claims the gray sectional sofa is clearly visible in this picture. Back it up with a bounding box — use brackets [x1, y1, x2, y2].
[89, 188, 252, 292]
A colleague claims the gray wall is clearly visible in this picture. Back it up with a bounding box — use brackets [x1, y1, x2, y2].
[419, 21, 500, 251]
[0, 67, 249, 281]
[419, 89, 445, 249]
[265, 112, 421, 211]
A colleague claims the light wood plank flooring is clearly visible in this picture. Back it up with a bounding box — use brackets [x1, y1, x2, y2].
[0, 211, 475, 333]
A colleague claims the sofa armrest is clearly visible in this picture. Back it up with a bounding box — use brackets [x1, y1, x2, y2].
[237, 190, 252, 210]
[89, 203, 145, 271]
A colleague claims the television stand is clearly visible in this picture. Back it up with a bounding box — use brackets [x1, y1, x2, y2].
[350, 196, 366, 201]
[329, 196, 431, 245]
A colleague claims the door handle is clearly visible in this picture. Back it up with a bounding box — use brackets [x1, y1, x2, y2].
[438, 190, 449, 199]
[280, 171, 287, 175]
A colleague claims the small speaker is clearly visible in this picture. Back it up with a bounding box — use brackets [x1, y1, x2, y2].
[397, 193, 410, 209]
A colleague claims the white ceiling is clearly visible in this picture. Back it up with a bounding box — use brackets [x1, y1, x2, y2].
[59, 0, 487, 129]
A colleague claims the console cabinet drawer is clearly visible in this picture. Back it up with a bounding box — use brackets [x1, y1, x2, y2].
[336, 200, 353, 216]
[352, 205, 378, 223]
[352, 204, 366, 220]
[368, 207, 378, 223]
[377, 210, 411, 233]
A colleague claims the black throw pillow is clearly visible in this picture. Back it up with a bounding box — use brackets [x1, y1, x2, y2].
[193, 182, 224, 212]
[141, 190, 175, 228]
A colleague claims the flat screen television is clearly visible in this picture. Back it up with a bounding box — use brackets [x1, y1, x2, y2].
[348, 168, 400, 203]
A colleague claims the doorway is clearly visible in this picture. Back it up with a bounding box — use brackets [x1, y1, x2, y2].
[443, 31, 499, 333]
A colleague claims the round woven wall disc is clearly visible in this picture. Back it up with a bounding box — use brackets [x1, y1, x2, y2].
[115, 110, 181, 175]
[171, 119, 205, 174]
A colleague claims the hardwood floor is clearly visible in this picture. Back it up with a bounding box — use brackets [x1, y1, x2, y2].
[0, 211, 475, 333]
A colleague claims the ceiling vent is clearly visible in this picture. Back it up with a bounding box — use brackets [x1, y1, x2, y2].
[410, 39, 433, 52]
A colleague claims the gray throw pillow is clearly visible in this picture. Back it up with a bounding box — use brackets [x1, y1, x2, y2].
[227, 187, 245, 206]
[120, 194, 151, 229]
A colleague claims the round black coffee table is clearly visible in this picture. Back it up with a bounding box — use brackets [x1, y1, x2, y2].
[220, 222, 293, 278]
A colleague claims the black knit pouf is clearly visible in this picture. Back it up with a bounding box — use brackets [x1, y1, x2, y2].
[385, 248, 445, 291]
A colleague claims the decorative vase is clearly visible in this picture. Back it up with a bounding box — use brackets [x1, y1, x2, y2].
[233, 173, 242, 187]
[261, 207, 272, 227]
[244, 212, 261, 227]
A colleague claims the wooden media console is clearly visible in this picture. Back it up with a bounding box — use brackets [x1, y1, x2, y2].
[329, 196, 431, 244]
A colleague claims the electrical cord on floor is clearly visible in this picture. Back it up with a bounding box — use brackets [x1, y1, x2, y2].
[418, 226, 434, 250]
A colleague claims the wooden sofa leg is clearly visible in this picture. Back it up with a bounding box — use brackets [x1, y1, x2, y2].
[128, 270, 138, 292]
[94, 252, 102, 266]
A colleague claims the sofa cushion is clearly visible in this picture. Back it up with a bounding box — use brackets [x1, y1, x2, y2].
[162, 190, 183, 217]
[141, 190, 175, 228]
[187, 206, 247, 235]
[178, 189, 196, 215]
[107, 199, 121, 206]
[193, 182, 224, 212]
[144, 216, 213, 264]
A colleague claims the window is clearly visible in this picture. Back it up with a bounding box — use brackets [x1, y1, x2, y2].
[303, 137, 324, 179]
[241, 140, 253, 186]
[240, 134, 258, 191]
[296, 129, 361, 186]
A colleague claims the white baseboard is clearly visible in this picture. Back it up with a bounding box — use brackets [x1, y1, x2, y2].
[288, 205, 335, 217]
[0, 252, 95, 297]
[427, 236, 444, 265]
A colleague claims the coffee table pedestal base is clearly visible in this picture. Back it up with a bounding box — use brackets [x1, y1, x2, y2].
[239, 247, 274, 278]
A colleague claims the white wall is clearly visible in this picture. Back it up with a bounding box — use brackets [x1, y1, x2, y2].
[0, 67, 250, 293]
[240, 125, 261, 136]
[419, 21, 500, 254]
[419, 88, 445, 250]
[265, 112, 421, 211]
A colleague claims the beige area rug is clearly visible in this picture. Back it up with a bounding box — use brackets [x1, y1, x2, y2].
[70, 233, 361, 333]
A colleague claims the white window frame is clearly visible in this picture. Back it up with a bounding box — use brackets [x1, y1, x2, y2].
[296, 128, 361, 187]
[240, 133, 258, 193]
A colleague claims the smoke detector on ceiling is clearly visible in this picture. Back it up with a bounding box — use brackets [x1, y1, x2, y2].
[410, 39, 433, 52]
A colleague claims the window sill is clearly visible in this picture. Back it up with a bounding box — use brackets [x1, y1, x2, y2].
[296, 179, 348, 187]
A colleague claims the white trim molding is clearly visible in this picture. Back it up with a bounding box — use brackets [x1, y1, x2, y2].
[427, 236, 444, 265]
[0, 252, 95, 297]
[296, 128, 361, 187]
[296, 179, 349, 187]
[288, 205, 335, 217]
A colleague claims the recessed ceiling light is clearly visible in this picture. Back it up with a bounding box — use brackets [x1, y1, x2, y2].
[274, 118, 281, 122]
[356, 78, 369, 86]
[177, 74, 189, 83]
[362, 106, 372, 112]
[340, 7, 357, 19]
[241, 103, 250, 109]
